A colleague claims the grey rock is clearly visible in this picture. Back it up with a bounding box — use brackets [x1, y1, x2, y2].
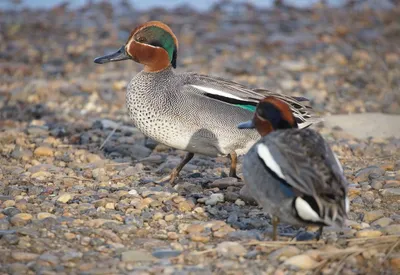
[205, 193, 224, 206]
[152, 249, 182, 259]
[216, 241, 247, 258]
[354, 166, 385, 182]
[121, 250, 155, 262]
[380, 188, 400, 197]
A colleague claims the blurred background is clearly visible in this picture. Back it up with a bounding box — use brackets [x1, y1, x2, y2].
[0, 0, 399, 130]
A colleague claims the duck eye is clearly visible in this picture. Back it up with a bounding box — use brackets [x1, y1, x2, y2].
[137, 37, 147, 43]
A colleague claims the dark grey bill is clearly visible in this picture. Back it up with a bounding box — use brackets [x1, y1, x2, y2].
[237, 120, 255, 129]
[94, 46, 131, 64]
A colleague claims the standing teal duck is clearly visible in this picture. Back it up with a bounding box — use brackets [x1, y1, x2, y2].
[238, 97, 349, 240]
[94, 21, 319, 184]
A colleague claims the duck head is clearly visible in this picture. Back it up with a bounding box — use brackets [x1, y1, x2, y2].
[238, 96, 298, 136]
[94, 21, 178, 72]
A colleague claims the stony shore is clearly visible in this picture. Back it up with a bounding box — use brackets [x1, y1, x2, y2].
[0, 2, 399, 274]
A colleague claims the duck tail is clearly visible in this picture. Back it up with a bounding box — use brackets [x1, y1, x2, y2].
[293, 195, 348, 227]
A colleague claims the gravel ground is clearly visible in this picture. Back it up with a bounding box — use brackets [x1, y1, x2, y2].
[0, 1, 399, 275]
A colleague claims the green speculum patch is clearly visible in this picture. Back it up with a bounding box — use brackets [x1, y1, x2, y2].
[235, 104, 256, 112]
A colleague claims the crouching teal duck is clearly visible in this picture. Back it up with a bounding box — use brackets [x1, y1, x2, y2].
[94, 21, 319, 184]
[238, 97, 349, 240]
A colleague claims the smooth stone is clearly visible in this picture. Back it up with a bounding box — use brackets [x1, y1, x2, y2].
[31, 171, 52, 180]
[380, 188, 400, 197]
[57, 193, 73, 203]
[38, 253, 59, 266]
[371, 217, 393, 227]
[363, 210, 384, 223]
[354, 166, 385, 182]
[37, 212, 56, 220]
[205, 193, 224, 206]
[284, 254, 318, 270]
[268, 246, 301, 261]
[178, 201, 194, 212]
[152, 249, 182, 259]
[189, 233, 210, 243]
[209, 177, 240, 189]
[34, 146, 54, 157]
[381, 224, 400, 235]
[186, 224, 205, 234]
[355, 229, 383, 238]
[10, 213, 33, 226]
[323, 113, 400, 139]
[11, 252, 39, 261]
[121, 250, 155, 262]
[216, 241, 247, 257]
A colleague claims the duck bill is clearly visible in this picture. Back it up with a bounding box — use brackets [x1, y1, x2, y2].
[94, 46, 131, 64]
[237, 120, 255, 129]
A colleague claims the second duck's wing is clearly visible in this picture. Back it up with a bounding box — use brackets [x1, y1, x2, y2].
[180, 73, 320, 128]
[256, 129, 348, 225]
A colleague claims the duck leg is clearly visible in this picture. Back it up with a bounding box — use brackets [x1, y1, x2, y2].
[272, 216, 280, 241]
[228, 151, 240, 179]
[316, 226, 323, 241]
[157, 152, 194, 185]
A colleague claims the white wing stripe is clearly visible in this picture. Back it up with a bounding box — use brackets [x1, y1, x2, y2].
[190, 85, 243, 100]
[256, 144, 286, 180]
[333, 153, 344, 173]
[295, 197, 321, 222]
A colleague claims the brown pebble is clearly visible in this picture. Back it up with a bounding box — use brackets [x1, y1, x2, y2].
[186, 224, 205, 234]
[190, 233, 210, 243]
[11, 252, 39, 261]
[178, 200, 194, 212]
[10, 213, 33, 226]
[167, 232, 179, 240]
[34, 146, 54, 157]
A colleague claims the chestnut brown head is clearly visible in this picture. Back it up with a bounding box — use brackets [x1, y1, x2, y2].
[94, 21, 178, 72]
[237, 97, 298, 136]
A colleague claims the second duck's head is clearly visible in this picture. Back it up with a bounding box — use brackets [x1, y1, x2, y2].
[238, 97, 298, 136]
[94, 21, 178, 72]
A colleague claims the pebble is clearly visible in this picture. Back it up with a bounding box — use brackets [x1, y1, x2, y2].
[37, 212, 56, 220]
[31, 171, 52, 180]
[164, 214, 175, 222]
[380, 188, 400, 197]
[354, 166, 384, 182]
[381, 224, 400, 235]
[189, 233, 210, 243]
[38, 253, 59, 266]
[57, 193, 73, 203]
[284, 255, 318, 270]
[34, 146, 54, 157]
[363, 210, 384, 223]
[11, 251, 39, 261]
[281, 60, 307, 72]
[216, 241, 247, 258]
[209, 177, 239, 189]
[152, 249, 182, 259]
[205, 193, 224, 206]
[178, 200, 194, 212]
[121, 250, 155, 262]
[268, 246, 301, 261]
[167, 232, 179, 240]
[355, 229, 383, 238]
[10, 213, 33, 226]
[186, 224, 205, 234]
[371, 217, 393, 227]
